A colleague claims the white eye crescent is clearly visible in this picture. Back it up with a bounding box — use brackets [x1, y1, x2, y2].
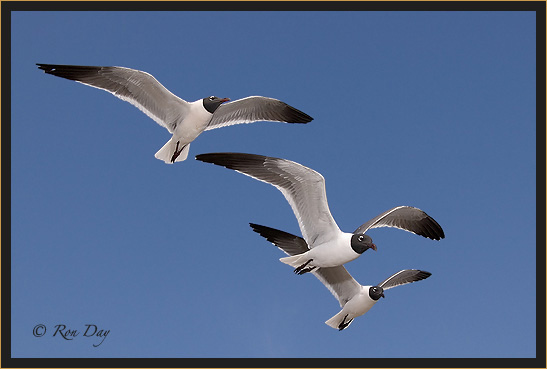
[358, 235, 364, 242]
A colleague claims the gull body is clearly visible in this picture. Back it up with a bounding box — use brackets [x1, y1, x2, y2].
[299, 232, 356, 268]
[324, 284, 381, 330]
[156, 98, 222, 162]
[196, 153, 445, 274]
[37, 64, 313, 163]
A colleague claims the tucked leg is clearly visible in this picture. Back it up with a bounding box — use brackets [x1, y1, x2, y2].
[297, 265, 317, 275]
[294, 259, 314, 275]
[338, 314, 354, 331]
[171, 141, 187, 163]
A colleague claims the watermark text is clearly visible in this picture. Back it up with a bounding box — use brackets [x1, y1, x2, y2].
[33, 324, 110, 347]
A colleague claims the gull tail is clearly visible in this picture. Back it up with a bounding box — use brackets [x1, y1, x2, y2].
[325, 310, 354, 331]
[154, 138, 190, 164]
[279, 253, 307, 267]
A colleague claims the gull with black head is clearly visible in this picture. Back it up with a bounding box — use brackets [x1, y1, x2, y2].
[196, 153, 445, 274]
[37, 64, 312, 163]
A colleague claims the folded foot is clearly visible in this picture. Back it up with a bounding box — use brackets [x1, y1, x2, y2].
[294, 259, 316, 275]
[338, 314, 354, 331]
[171, 141, 187, 163]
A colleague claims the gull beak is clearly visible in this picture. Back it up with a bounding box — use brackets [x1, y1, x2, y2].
[220, 97, 230, 103]
[370, 243, 377, 251]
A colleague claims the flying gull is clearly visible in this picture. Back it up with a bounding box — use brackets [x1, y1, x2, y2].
[195, 153, 445, 274]
[36, 64, 313, 163]
[250, 223, 431, 330]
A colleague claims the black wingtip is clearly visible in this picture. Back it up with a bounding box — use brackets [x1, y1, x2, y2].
[430, 218, 445, 241]
[286, 105, 313, 123]
[195, 153, 228, 166]
[418, 213, 445, 241]
[417, 270, 432, 280]
[249, 223, 267, 239]
[195, 152, 269, 172]
[36, 63, 70, 73]
[248, 223, 309, 256]
[248, 223, 283, 242]
[36, 63, 53, 72]
[36, 64, 105, 82]
[249, 222, 280, 246]
[195, 153, 214, 163]
[296, 111, 314, 123]
[249, 222, 263, 233]
[438, 226, 445, 240]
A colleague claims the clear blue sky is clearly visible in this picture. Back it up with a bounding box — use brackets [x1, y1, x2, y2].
[10, 9, 538, 359]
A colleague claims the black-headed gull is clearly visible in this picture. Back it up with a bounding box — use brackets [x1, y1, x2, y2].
[36, 64, 313, 163]
[195, 153, 444, 274]
[250, 223, 431, 330]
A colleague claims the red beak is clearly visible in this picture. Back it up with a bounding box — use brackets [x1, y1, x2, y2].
[371, 243, 377, 251]
[220, 98, 230, 103]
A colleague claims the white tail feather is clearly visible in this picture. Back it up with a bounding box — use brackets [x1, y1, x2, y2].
[154, 138, 190, 164]
[279, 253, 307, 267]
[325, 310, 353, 330]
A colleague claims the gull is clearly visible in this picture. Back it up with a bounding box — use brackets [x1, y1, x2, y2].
[195, 153, 444, 274]
[36, 64, 313, 163]
[250, 223, 432, 330]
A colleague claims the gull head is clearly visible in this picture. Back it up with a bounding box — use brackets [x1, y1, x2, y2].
[350, 234, 376, 254]
[369, 286, 385, 300]
[202, 96, 230, 113]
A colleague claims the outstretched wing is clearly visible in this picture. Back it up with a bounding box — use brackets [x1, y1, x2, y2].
[37, 63, 189, 133]
[205, 96, 312, 130]
[377, 269, 432, 291]
[249, 223, 360, 307]
[313, 267, 362, 308]
[197, 153, 341, 246]
[354, 206, 445, 241]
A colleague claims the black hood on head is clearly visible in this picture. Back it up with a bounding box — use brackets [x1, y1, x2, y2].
[369, 286, 385, 300]
[350, 233, 376, 254]
[202, 96, 229, 114]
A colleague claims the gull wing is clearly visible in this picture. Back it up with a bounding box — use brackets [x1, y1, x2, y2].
[354, 206, 445, 241]
[313, 267, 362, 308]
[197, 153, 341, 246]
[377, 269, 432, 291]
[37, 63, 189, 133]
[205, 96, 312, 130]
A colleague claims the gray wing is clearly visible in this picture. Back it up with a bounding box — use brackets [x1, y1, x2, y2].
[249, 223, 360, 307]
[197, 153, 341, 246]
[37, 63, 189, 133]
[377, 269, 432, 291]
[353, 206, 445, 241]
[313, 267, 362, 308]
[205, 96, 312, 130]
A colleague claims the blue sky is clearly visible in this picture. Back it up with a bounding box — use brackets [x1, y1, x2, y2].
[9, 9, 539, 359]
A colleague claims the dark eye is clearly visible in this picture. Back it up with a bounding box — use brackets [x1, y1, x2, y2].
[209, 96, 216, 100]
[358, 235, 364, 242]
